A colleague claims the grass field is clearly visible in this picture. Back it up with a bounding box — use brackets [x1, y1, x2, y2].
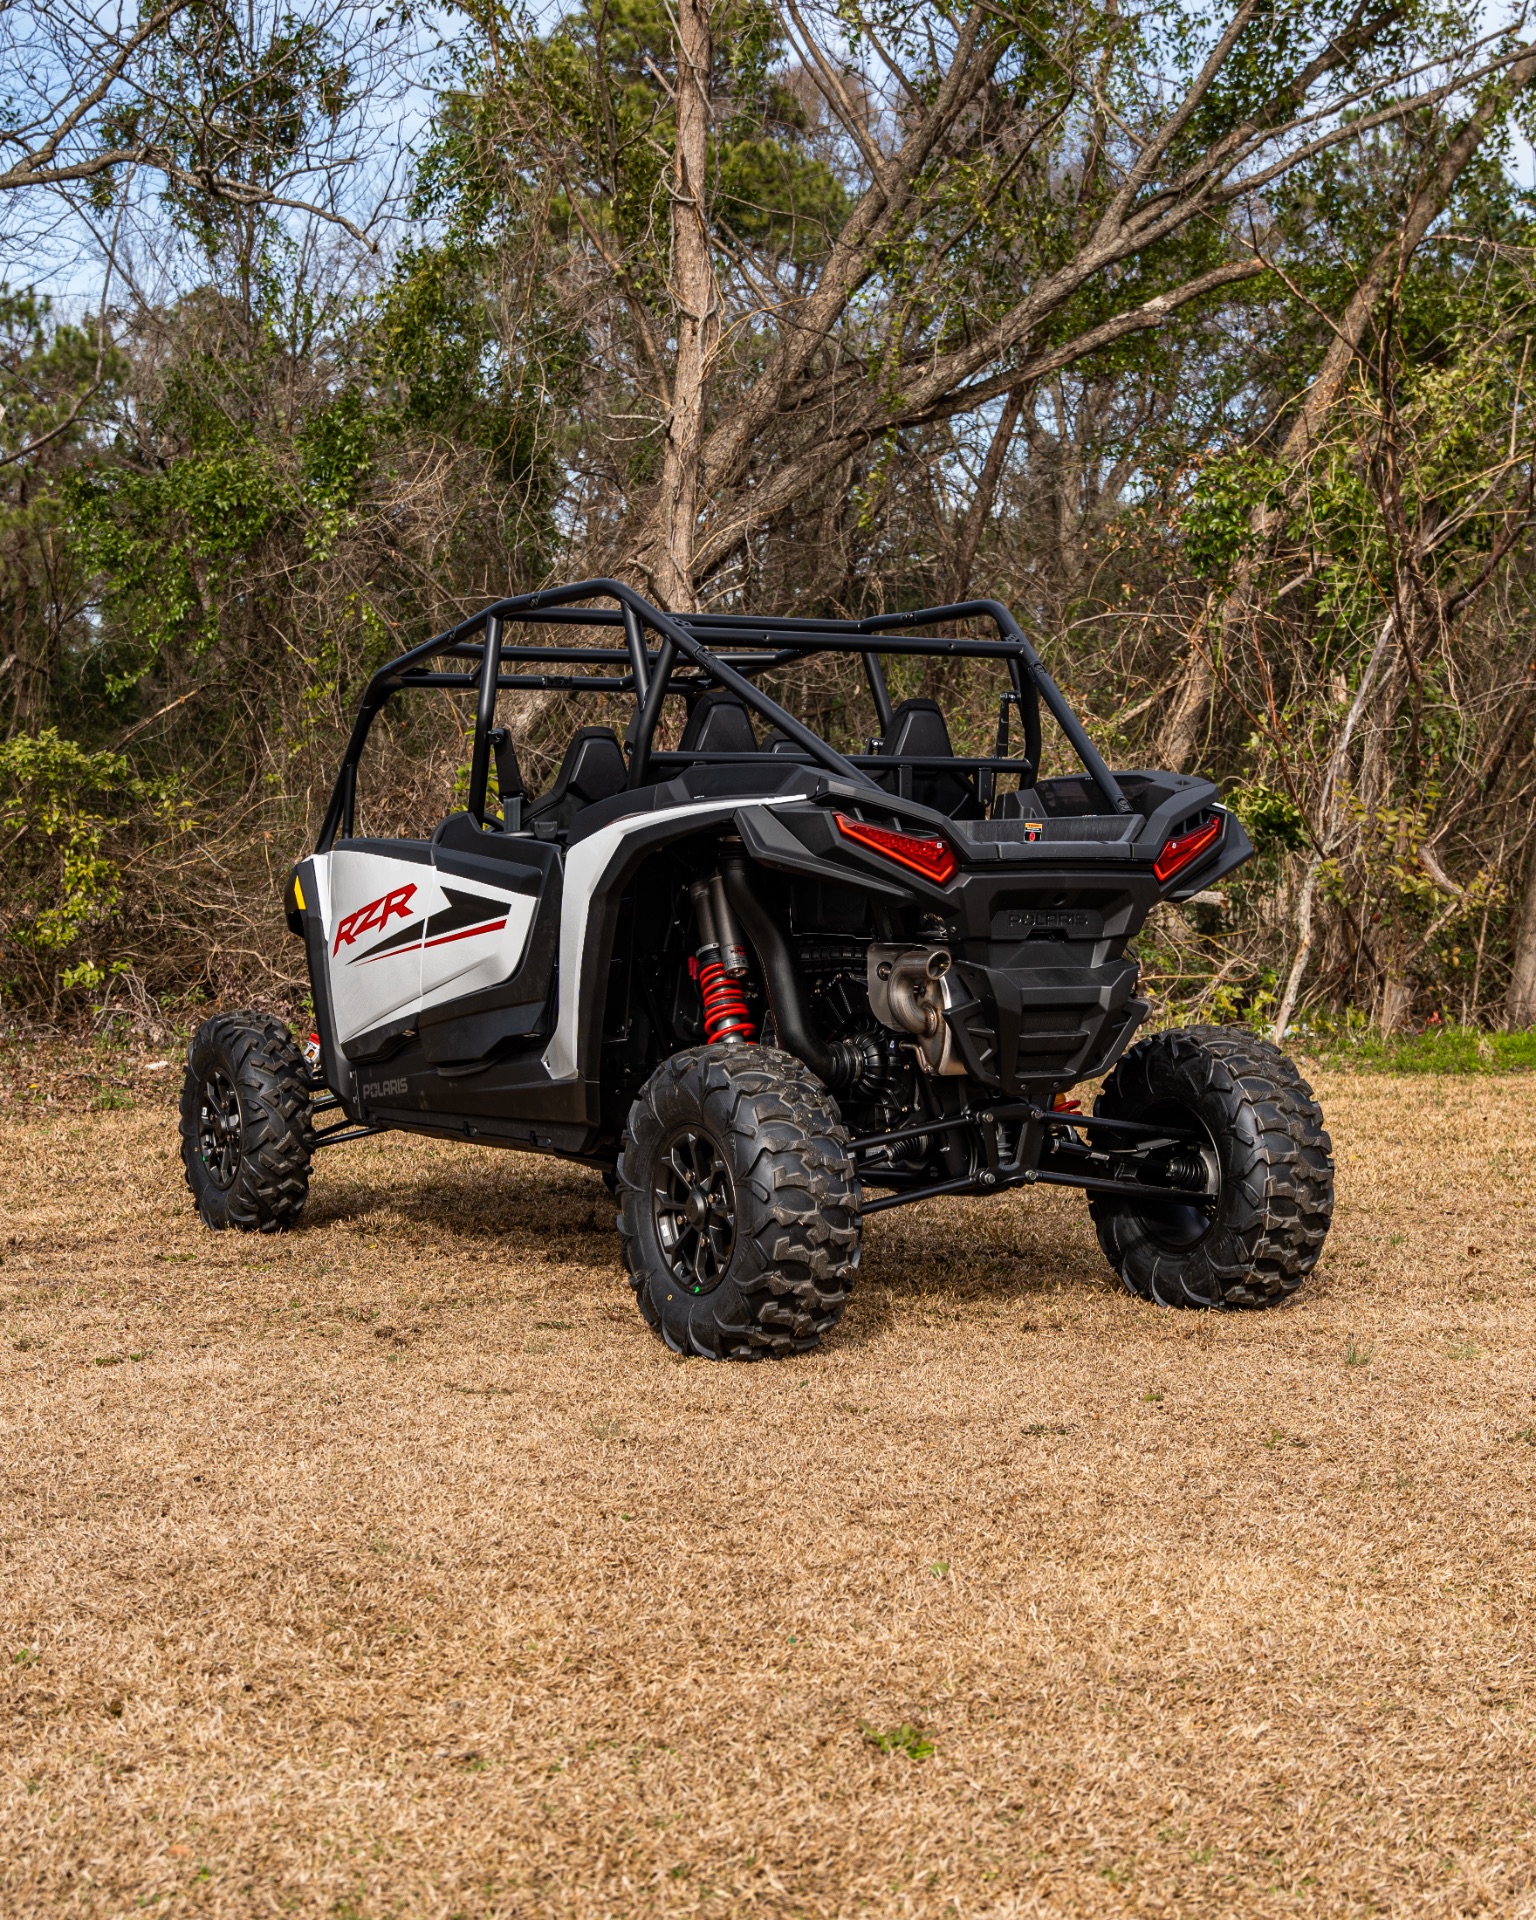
[3, 1070, 1536, 1918]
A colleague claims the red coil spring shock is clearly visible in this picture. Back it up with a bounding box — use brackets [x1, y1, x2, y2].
[690, 872, 757, 1045]
[691, 955, 756, 1045]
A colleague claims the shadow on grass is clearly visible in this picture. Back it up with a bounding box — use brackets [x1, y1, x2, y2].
[304, 1141, 611, 1255]
[305, 1137, 1122, 1319]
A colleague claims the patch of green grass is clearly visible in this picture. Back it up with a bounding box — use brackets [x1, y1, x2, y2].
[1344, 1340, 1374, 1368]
[929, 1561, 949, 1579]
[1022, 1422, 1073, 1435]
[1303, 1021, 1536, 1075]
[90, 1088, 134, 1111]
[860, 1721, 935, 1760]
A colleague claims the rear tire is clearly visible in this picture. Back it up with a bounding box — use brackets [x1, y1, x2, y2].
[1088, 1026, 1332, 1308]
[617, 1044, 861, 1358]
[180, 1012, 313, 1232]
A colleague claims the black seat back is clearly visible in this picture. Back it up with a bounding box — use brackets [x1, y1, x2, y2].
[876, 698, 981, 818]
[526, 727, 628, 834]
[678, 689, 758, 755]
[761, 728, 808, 755]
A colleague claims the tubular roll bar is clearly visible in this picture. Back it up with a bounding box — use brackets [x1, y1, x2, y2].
[314, 579, 1128, 851]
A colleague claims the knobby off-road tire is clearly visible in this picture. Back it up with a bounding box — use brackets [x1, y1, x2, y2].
[180, 1011, 313, 1233]
[1088, 1026, 1333, 1309]
[617, 1044, 861, 1359]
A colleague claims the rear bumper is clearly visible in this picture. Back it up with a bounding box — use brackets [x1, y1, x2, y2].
[945, 955, 1149, 1093]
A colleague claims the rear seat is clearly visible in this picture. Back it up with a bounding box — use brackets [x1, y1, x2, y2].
[678, 690, 758, 754]
[875, 698, 981, 819]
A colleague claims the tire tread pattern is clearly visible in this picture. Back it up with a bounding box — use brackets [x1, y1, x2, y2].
[1089, 1025, 1333, 1309]
[179, 1011, 314, 1233]
[617, 1044, 860, 1359]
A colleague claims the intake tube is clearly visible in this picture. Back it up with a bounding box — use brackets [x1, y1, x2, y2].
[721, 856, 869, 1090]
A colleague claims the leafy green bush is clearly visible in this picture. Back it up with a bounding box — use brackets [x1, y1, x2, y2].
[0, 729, 146, 1004]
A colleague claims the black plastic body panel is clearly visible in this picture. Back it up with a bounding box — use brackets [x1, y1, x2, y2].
[296, 756, 1253, 1145]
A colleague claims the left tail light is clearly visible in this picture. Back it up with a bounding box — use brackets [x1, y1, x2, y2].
[1154, 814, 1223, 885]
[835, 814, 957, 885]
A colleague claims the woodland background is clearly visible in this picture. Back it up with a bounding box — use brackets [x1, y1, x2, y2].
[5, 0, 1536, 1049]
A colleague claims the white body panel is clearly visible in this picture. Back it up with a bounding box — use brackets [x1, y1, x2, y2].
[542, 799, 774, 1081]
[322, 846, 536, 1048]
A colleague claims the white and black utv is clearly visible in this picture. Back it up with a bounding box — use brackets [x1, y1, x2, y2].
[179, 582, 1333, 1357]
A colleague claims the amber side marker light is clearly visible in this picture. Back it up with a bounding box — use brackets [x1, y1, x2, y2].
[1154, 814, 1223, 885]
[834, 814, 957, 885]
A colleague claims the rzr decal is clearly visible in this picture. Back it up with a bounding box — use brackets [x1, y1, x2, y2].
[347, 885, 510, 965]
[333, 882, 417, 955]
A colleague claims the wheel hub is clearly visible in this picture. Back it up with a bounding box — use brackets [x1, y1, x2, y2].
[653, 1127, 736, 1296]
[197, 1071, 243, 1190]
[1129, 1099, 1221, 1249]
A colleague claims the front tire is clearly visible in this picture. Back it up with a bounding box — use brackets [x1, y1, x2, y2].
[1088, 1026, 1333, 1308]
[617, 1044, 861, 1358]
[179, 1012, 313, 1232]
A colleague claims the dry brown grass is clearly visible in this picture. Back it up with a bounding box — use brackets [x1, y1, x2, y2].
[3, 1072, 1536, 1917]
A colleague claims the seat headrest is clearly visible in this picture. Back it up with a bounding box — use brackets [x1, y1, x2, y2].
[561, 727, 628, 805]
[883, 698, 954, 760]
[678, 689, 759, 755]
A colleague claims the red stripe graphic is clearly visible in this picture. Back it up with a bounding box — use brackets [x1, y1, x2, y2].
[422, 917, 507, 951]
[354, 916, 507, 962]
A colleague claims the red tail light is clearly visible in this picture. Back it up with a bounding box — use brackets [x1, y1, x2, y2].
[1154, 814, 1222, 884]
[835, 813, 957, 885]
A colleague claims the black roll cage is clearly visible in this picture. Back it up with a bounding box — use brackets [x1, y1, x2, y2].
[315, 577, 1129, 852]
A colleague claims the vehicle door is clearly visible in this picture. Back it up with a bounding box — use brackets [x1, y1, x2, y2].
[321, 837, 438, 1054]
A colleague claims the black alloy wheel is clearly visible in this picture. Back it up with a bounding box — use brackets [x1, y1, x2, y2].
[653, 1126, 736, 1294]
[1125, 1097, 1221, 1252]
[617, 1043, 861, 1358]
[196, 1069, 244, 1190]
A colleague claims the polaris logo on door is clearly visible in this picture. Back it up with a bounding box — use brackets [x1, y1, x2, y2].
[362, 1076, 410, 1100]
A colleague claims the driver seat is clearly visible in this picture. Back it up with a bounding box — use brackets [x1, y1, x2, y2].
[525, 728, 628, 835]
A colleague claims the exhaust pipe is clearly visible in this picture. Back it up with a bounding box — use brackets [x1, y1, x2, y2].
[720, 857, 874, 1090]
[867, 943, 963, 1074]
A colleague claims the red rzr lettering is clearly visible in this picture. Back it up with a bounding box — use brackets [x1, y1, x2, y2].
[332, 882, 417, 954]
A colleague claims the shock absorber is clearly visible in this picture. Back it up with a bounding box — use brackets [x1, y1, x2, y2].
[690, 874, 756, 1046]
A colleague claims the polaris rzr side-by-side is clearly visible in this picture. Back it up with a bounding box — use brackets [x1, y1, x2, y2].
[179, 581, 1333, 1356]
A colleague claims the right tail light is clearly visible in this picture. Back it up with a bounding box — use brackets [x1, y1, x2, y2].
[1154, 814, 1222, 885]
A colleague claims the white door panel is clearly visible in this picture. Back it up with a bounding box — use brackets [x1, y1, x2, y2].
[325, 848, 433, 1045]
[324, 846, 534, 1048]
[416, 889, 538, 1016]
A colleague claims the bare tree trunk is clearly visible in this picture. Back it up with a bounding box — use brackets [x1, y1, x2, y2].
[948, 386, 1024, 603]
[1158, 75, 1533, 771]
[1157, 600, 1217, 772]
[642, 0, 716, 613]
[1272, 614, 1397, 1045]
[1505, 836, 1536, 1026]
